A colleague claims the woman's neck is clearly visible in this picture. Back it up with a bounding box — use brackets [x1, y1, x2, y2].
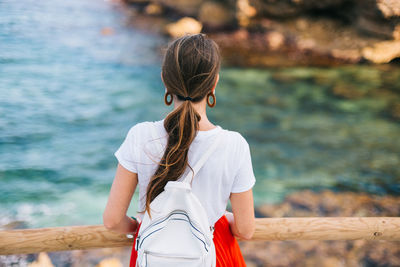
[171, 99, 216, 131]
[198, 116, 216, 131]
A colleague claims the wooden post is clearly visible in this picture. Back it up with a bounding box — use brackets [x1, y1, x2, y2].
[0, 217, 399, 255]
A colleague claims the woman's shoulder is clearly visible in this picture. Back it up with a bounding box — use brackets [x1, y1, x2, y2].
[126, 120, 162, 134]
[125, 121, 146, 138]
[221, 128, 249, 145]
[218, 128, 251, 158]
[124, 120, 166, 146]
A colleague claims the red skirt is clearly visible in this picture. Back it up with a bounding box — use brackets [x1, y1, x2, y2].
[129, 214, 246, 267]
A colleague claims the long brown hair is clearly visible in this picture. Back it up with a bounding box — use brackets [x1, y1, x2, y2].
[144, 33, 221, 217]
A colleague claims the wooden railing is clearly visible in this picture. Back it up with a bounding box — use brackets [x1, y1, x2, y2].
[1, 217, 399, 255]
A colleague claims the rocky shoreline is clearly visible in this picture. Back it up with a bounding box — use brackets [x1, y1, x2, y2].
[119, 0, 400, 67]
[2, 189, 399, 266]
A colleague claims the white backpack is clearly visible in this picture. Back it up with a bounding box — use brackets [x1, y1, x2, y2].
[134, 125, 223, 267]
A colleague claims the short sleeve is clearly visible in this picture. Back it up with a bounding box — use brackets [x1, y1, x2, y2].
[231, 137, 256, 193]
[114, 125, 140, 174]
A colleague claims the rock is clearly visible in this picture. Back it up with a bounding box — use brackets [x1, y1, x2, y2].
[232, 28, 249, 40]
[265, 31, 285, 50]
[122, 0, 400, 66]
[207, 14, 373, 66]
[198, 1, 236, 30]
[249, 0, 352, 17]
[124, 0, 150, 3]
[164, 17, 202, 37]
[331, 49, 361, 62]
[152, 0, 203, 16]
[362, 41, 400, 63]
[101, 27, 114, 36]
[376, 0, 400, 18]
[124, 8, 170, 34]
[1, 220, 27, 230]
[237, 0, 257, 27]
[394, 25, 400, 40]
[28, 252, 54, 267]
[354, 0, 400, 38]
[355, 16, 395, 39]
[144, 3, 163, 15]
[70, 247, 130, 267]
[95, 257, 123, 267]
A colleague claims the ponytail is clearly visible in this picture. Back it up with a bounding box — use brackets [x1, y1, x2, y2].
[144, 100, 200, 217]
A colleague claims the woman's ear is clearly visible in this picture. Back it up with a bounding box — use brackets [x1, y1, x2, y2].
[212, 73, 219, 94]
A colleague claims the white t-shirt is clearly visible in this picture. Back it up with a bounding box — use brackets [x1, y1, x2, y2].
[114, 119, 256, 226]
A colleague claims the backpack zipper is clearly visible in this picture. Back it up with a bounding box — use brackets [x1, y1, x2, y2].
[144, 250, 201, 260]
[137, 210, 207, 242]
[135, 210, 211, 251]
[138, 214, 209, 251]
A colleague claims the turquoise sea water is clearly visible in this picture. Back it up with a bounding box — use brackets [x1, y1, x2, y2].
[1, 0, 399, 229]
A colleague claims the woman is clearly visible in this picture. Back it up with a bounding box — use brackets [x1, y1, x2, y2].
[103, 33, 256, 266]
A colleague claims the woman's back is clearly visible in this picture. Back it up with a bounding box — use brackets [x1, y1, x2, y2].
[114, 119, 256, 226]
[104, 33, 256, 267]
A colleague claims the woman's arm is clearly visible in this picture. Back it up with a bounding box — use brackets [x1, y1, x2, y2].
[103, 163, 139, 234]
[226, 188, 255, 240]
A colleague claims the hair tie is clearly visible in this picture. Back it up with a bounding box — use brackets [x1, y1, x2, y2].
[177, 94, 193, 101]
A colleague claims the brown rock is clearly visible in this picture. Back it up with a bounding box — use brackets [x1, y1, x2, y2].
[144, 3, 163, 15]
[123, 0, 150, 3]
[1, 220, 26, 230]
[164, 17, 202, 37]
[355, 16, 395, 39]
[265, 31, 285, 50]
[237, 0, 257, 27]
[95, 257, 123, 267]
[152, 0, 202, 16]
[101, 27, 114, 36]
[355, 0, 400, 38]
[122, 0, 400, 66]
[362, 40, 400, 63]
[331, 49, 361, 62]
[394, 25, 400, 40]
[28, 252, 54, 267]
[198, 1, 236, 29]
[249, 0, 350, 17]
[376, 0, 400, 18]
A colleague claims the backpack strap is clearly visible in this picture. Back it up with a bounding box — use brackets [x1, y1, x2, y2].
[182, 129, 223, 185]
[149, 122, 164, 155]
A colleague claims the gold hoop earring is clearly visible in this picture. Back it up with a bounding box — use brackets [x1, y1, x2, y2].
[164, 92, 173, 106]
[207, 92, 216, 108]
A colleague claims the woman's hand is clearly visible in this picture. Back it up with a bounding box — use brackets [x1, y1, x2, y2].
[224, 210, 234, 224]
[126, 215, 140, 235]
[104, 214, 139, 235]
